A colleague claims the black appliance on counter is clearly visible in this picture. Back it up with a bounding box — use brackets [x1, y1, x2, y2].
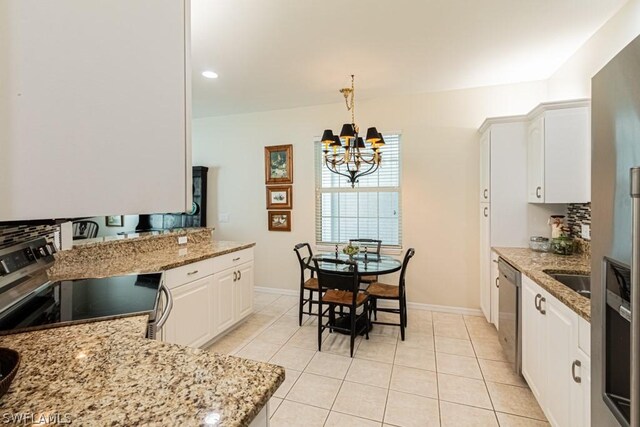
[136, 166, 208, 232]
[0, 238, 172, 338]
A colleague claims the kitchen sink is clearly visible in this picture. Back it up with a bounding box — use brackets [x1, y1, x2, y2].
[545, 272, 591, 299]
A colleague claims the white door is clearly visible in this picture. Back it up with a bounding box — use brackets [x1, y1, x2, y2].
[490, 252, 499, 327]
[235, 262, 255, 321]
[480, 203, 491, 322]
[480, 130, 491, 202]
[527, 115, 545, 203]
[521, 277, 545, 401]
[214, 268, 236, 334]
[543, 295, 578, 427]
[163, 276, 213, 348]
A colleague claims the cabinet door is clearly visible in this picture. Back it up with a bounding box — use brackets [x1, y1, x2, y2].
[214, 269, 236, 334]
[544, 107, 590, 203]
[521, 276, 545, 401]
[527, 115, 545, 202]
[0, 0, 191, 220]
[543, 294, 578, 427]
[490, 252, 499, 327]
[163, 276, 213, 348]
[235, 262, 255, 321]
[480, 203, 491, 322]
[570, 347, 591, 427]
[480, 130, 491, 202]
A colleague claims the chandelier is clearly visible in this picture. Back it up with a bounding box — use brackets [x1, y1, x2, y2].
[320, 75, 385, 188]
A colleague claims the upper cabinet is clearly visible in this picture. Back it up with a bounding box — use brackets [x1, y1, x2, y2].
[0, 0, 192, 221]
[526, 100, 590, 204]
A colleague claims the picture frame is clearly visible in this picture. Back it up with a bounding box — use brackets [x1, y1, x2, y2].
[268, 211, 291, 232]
[264, 144, 293, 184]
[266, 185, 293, 210]
[105, 215, 124, 227]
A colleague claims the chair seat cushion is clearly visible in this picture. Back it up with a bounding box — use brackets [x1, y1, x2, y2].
[367, 282, 400, 298]
[304, 277, 319, 290]
[359, 275, 378, 283]
[322, 290, 368, 306]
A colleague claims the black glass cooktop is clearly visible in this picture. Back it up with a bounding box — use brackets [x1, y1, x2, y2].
[0, 273, 162, 333]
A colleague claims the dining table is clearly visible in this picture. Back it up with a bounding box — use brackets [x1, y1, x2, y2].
[303, 252, 403, 335]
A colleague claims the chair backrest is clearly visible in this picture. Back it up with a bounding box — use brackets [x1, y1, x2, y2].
[349, 238, 382, 255]
[72, 220, 99, 239]
[293, 243, 314, 279]
[314, 258, 360, 304]
[398, 248, 416, 295]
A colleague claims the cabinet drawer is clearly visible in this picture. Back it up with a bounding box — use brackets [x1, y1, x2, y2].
[212, 248, 254, 272]
[165, 259, 215, 289]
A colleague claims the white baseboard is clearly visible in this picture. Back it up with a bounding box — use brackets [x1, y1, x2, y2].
[254, 287, 483, 317]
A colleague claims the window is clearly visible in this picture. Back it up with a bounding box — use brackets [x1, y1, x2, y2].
[315, 133, 402, 247]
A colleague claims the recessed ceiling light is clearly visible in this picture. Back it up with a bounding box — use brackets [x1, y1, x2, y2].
[202, 71, 218, 79]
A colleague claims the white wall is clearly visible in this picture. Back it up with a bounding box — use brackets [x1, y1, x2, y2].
[193, 81, 548, 309]
[547, 0, 640, 99]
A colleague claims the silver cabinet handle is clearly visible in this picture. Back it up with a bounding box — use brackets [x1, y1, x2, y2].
[156, 283, 173, 329]
[483, 189, 488, 199]
[539, 296, 546, 315]
[534, 294, 541, 311]
[629, 166, 640, 426]
[233, 257, 241, 262]
[238, 270, 242, 281]
[483, 207, 488, 217]
[536, 186, 542, 199]
[495, 277, 499, 288]
[571, 360, 582, 383]
[187, 270, 198, 276]
[233, 271, 237, 282]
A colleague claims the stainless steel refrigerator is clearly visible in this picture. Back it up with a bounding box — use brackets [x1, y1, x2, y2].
[592, 34, 640, 427]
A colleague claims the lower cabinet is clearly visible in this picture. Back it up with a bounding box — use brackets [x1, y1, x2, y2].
[521, 275, 590, 427]
[163, 275, 215, 348]
[163, 248, 255, 348]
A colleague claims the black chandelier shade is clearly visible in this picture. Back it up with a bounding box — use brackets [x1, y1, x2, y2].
[340, 123, 356, 141]
[321, 129, 335, 145]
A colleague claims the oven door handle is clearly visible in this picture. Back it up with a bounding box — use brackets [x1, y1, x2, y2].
[630, 166, 640, 427]
[155, 283, 173, 330]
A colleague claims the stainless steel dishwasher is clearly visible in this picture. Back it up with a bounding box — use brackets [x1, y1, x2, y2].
[498, 257, 522, 374]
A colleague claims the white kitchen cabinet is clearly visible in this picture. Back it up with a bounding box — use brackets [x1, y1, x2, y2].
[490, 252, 499, 327]
[0, 0, 192, 221]
[520, 275, 591, 427]
[214, 268, 237, 334]
[235, 262, 255, 320]
[480, 203, 491, 322]
[478, 119, 528, 325]
[163, 275, 215, 348]
[527, 101, 591, 204]
[479, 130, 491, 202]
[521, 276, 546, 401]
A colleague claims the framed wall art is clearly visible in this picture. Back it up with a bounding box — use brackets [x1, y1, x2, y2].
[266, 185, 292, 210]
[264, 144, 293, 184]
[268, 211, 291, 232]
[105, 215, 124, 227]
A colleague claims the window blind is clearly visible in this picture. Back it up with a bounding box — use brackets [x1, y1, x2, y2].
[315, 133, 402, 247]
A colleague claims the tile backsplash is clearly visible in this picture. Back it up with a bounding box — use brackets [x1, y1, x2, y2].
[567, 203, 591, 255]
[0, 223, 59, 250]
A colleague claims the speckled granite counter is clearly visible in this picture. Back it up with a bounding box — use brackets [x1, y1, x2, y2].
[49, 230, 255, 280]
[0, 316, 285, 426]
[493, 247, 591, 322]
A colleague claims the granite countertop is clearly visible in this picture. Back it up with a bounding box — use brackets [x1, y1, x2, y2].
[48, 231, 255, 281]
[492, 247, 591, 322]
[0, 316, 285, 426]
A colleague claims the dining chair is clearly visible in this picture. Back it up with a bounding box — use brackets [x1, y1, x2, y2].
[367, 248, 415, 341]
[348, 238, 382, 285]
[72, 220, 99, 239]
[314, 257, 370, 357]
[293, 243, 320, 326]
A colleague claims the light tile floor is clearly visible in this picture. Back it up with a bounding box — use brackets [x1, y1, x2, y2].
[206, 292, 550, 427]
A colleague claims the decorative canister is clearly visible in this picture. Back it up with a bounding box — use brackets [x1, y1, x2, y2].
[549, 215, 566, 238]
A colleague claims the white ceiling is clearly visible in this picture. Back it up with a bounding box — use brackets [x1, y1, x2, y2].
[191, 0, 627, 118]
